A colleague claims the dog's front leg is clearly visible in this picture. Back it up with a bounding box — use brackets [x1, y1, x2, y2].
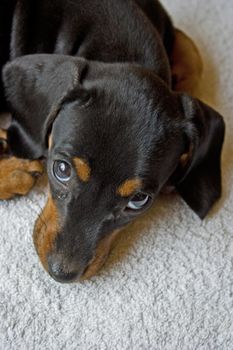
[0, 129, 43, 200]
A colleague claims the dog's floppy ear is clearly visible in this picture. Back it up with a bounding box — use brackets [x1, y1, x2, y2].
[173, 94, 225, 219]
[2, 54, 90, 159]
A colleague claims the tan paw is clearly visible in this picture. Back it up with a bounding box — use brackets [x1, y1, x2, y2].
[0, 157, 44, 200]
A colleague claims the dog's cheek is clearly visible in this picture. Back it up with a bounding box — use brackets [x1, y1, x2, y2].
[33, 194, 60, 271]
[82, 229, 120, 279]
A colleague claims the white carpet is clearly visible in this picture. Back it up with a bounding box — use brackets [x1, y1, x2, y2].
[1, 1, 233, 349]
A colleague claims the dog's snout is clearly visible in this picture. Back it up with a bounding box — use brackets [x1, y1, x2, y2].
[47, 255, 81, 283]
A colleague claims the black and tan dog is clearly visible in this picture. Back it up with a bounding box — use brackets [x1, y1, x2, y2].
[0, 0, 225, 283]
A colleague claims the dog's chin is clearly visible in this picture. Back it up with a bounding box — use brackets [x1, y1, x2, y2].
[81, 251, 111, 281]
[81, 229, 121, 281]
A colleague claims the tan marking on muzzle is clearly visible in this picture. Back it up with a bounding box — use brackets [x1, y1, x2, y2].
[82, 230, 120, 279]
[117, 178, 142, 197]
[73, 157, 91, 182]
[33, 194, 60, 270]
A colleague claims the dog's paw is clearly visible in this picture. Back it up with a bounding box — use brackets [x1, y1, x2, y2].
[0, 157, 44, 200]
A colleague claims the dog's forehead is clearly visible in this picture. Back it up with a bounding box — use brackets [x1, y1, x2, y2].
[54, 110, 148, 179]
[52, 71, 177, 182]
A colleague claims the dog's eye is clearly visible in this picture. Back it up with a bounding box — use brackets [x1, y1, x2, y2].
[53, 160, 71, 182]
[127, 193, 151, 210]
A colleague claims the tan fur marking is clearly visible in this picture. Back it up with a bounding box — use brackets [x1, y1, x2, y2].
[33, 194, 60, 269]
[0, 129, 7, 140]
[82, 230, 120, 279]
[0, 157, 43, 200]
[180, 153, 189, 167]
[180, 144, 193, 168]
[171, 29, 203, 96]
[73, 157, 91, 182]
[0, 129, 8, 154]
[117, 178, 142, 197]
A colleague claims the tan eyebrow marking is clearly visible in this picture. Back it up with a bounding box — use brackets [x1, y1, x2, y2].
[73, 157, 91, 182]
[117, 178, 142, 197]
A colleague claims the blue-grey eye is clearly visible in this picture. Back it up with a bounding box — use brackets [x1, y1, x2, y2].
[53, 160, 71, 182]
[127, 193, 150, 210]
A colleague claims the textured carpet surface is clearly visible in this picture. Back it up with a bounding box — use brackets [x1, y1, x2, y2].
[1, 1, 233, 349]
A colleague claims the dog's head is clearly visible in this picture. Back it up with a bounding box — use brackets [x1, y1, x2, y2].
[2, 55, 225, 282]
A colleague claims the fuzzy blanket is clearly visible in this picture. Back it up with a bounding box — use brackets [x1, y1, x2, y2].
[1, 0, 233, 349]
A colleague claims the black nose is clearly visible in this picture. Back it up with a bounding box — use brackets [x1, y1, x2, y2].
[47, 256, 80, 283]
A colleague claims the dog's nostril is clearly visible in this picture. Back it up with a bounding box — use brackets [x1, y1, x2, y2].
[47, 257, 80, 283]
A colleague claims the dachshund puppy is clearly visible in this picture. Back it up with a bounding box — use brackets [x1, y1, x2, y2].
[0, 0, 225, 282]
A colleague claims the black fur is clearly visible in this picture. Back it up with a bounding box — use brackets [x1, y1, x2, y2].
[0, 0, 225, 282]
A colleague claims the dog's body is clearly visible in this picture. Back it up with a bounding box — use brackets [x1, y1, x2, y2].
[0, 0, 225, 282]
